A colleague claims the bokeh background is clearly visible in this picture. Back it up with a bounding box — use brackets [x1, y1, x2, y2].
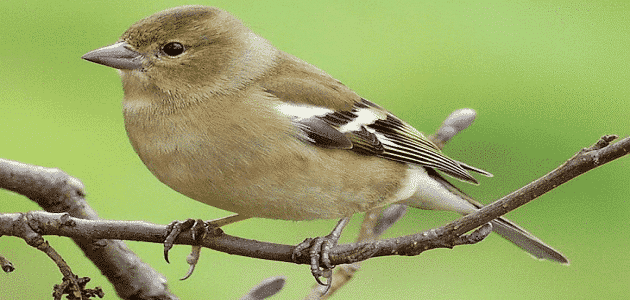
[1, 0, 628, 299]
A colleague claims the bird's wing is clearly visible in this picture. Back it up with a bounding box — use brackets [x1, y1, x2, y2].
[274, 96, 491, 184]
[264, 52, 491, 184]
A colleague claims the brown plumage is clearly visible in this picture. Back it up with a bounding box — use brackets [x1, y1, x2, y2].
[82, 5, 567, 263]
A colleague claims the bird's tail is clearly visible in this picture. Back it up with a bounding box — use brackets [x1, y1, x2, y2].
[402, 168, 568, 264]
[489, 216, 568, 263]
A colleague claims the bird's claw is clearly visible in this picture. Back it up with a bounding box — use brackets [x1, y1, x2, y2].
[180, 245, 202, 280]
[292, 218, 349, 295]
[292, 235, 337, 293]
[163, 219, 206, 263]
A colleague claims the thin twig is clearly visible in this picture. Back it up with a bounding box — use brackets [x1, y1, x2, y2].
[7, 212, 89, 300]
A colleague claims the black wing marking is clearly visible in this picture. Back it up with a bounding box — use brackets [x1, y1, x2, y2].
[294, 117, 352, 149]
[290, 98, 490, 184]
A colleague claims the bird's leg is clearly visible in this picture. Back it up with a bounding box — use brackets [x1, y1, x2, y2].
[292, 217, 351, 294]
[163, 214, 250, 279]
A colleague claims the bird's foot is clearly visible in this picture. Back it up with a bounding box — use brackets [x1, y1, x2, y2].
[291, 218, 350, 294]
[163, 219, 211, 264]
[163, 219, 225, 280]
[163, 215, 247, 279]
[293, 236, 336, 288]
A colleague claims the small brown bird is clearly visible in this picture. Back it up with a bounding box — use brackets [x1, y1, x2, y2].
[82, 4, 567, 285]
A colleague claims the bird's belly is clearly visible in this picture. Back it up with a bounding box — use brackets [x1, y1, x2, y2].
[134, 134, 409, 220]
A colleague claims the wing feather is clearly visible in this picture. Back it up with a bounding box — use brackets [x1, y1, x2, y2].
[276, 97, 491, 184]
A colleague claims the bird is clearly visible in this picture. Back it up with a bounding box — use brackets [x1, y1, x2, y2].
[82, 4, 567, 287]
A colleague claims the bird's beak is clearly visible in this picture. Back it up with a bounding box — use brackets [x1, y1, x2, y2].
[82, 42, 144, 70]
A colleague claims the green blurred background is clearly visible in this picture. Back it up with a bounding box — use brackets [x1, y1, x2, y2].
[1, 0, 628, 299]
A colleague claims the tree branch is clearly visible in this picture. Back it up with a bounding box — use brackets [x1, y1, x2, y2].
[446, 134, 624, 238]
[0, 158, 178, 300]
[2, 134, 627, 267]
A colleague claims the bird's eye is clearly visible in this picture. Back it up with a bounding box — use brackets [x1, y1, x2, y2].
[162, 42, 185, 56]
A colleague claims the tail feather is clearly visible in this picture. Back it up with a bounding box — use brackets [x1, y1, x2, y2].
[404, 167, 568, 264]
[491, 217, 568, 264]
